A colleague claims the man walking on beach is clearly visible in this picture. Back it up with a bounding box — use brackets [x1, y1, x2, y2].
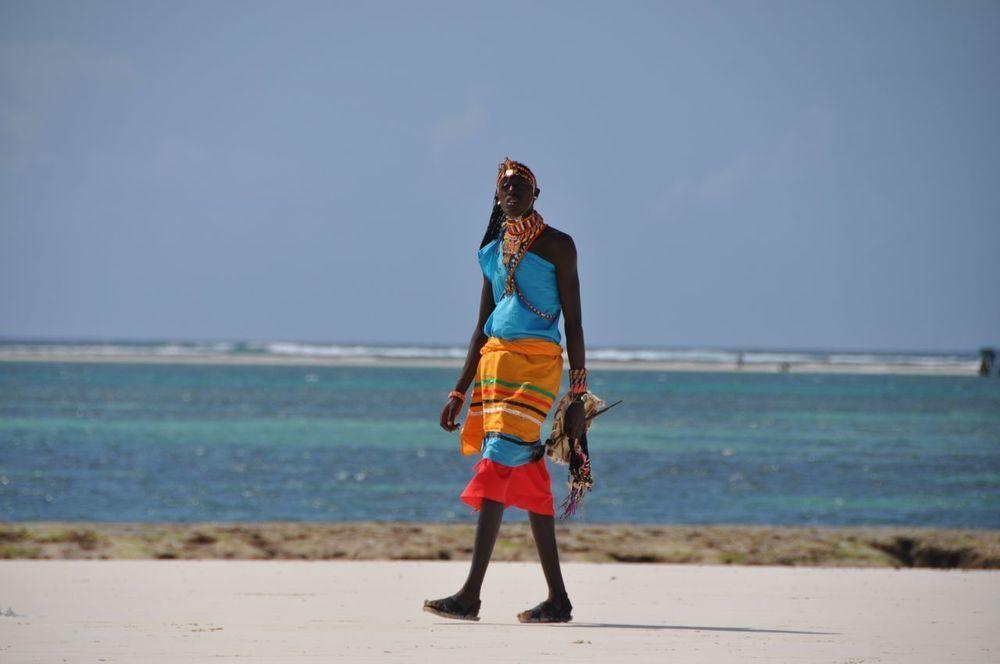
[423, 158, 588, 623]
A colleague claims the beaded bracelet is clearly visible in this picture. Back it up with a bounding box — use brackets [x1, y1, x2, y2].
[448, 390, 466, 403]
[569, 368, 588, 395]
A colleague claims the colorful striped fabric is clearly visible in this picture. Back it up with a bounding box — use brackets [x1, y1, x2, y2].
[460, 336, 564, 456]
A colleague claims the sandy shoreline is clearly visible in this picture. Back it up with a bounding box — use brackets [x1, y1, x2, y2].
[0, 351, 977, 375]
[3, 522, 997, 569]
[1, 559, 996, 662]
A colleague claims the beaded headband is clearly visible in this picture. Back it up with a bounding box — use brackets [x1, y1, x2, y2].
[496, 157, 537, 190]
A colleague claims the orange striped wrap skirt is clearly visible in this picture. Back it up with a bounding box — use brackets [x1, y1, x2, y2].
[459, 336, 563, 515]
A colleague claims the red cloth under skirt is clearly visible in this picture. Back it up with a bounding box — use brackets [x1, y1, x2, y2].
[460, 457, 555, 516]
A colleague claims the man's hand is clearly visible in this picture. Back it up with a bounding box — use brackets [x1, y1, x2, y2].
[565, 400, 585, 440]
[440, 397, 463, 431]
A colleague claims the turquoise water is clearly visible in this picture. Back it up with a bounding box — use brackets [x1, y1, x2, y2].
[1, 361, 998, 526]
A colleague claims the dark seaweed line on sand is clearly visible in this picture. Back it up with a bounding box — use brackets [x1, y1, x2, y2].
[2, 522, 998, 569]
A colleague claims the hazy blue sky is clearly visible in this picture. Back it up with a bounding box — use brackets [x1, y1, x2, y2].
[2, 0, 997, 351]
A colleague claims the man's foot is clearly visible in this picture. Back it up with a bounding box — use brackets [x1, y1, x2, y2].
[517, 592, 572, 623]
[422, 594, 481, 621]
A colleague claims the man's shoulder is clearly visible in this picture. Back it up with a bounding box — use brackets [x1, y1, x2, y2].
[541, 225, 575, 248]
[534, 225, 577, 267]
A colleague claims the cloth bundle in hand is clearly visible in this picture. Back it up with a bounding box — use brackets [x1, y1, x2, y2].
[544, 391, 606, 518]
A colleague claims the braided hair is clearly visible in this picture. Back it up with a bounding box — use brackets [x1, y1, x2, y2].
[479, 198, 504, 249]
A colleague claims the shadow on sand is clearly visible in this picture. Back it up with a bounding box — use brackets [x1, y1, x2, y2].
[438, 621, 837, 635]
[566, 622, 837, 635]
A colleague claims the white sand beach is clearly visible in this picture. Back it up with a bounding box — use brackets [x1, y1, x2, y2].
[1, 560, 996, 663]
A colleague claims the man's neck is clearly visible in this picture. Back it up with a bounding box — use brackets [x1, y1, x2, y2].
[507, 207, 536, 222]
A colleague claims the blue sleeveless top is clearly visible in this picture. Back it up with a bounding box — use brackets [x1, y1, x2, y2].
[478, 236, 562, 345]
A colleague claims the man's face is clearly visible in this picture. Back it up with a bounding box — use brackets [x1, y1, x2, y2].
[497, 173, 536, 219]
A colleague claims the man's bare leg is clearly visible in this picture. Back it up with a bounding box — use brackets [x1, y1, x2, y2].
[527, 510, 567, 600]
[451, 498, 505, 608]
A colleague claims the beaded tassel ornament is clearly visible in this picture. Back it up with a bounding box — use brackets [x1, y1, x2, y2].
[545, 390, 605, 519]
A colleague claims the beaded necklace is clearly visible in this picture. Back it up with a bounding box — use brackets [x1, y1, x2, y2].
[500, 211, 557, 321]
[501, 211, 544, 294]
[501, 211, 544, 270]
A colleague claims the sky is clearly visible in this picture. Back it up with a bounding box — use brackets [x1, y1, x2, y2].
[1, 0, 998, 352]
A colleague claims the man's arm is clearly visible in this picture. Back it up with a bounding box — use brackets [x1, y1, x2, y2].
[454, 275, 495, 393]
[552, 233, 584, 372]
[552, 233, 587, 439]
[441, 275, 495, 431]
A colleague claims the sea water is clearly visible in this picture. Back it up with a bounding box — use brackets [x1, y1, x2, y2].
[1, 360, 997, 526]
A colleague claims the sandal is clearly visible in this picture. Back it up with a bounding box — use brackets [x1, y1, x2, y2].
[517, 592, 573, 623]
[422, 595, 481, 621]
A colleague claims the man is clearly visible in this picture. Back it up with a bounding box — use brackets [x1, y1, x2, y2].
[423, 157, 588, 623]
